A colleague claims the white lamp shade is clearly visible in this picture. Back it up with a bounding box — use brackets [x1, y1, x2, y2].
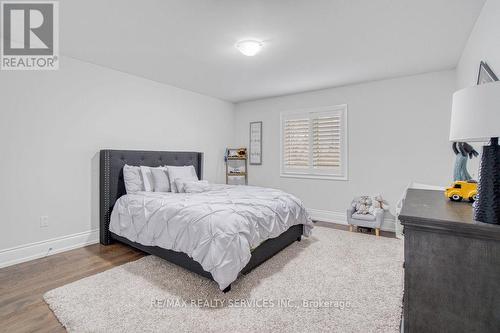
[450, 81, 500, 142]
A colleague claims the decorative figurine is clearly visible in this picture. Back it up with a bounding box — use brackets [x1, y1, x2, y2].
[452, 142, 478, 182]
[446, 143, 479, 203]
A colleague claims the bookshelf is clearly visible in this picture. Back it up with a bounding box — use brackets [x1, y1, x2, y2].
[225, 148, 248, 185]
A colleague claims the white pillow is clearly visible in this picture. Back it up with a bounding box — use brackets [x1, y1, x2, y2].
[123, 165, 144, 194]
[140, 166, 154, 192]
[140, 166, 169, 192]
[175, 179, 209, 193]
[166, 165, 198, 193]
[151, 168, 170, 192]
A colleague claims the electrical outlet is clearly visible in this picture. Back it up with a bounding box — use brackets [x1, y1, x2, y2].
[40, 216, 49, 228]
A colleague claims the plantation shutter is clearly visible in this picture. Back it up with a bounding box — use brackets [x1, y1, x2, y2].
[283, 118, 310, 169]
[312, 114, 341, 169]
[281, 105, 347, 179]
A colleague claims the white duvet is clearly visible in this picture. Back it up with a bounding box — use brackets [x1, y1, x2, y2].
[109, 184, 313, 289]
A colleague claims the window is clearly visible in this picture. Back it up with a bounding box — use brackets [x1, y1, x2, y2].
[280, 105, 348, 180]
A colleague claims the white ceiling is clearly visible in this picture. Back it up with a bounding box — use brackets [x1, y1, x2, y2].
[61, 0, 485, 102]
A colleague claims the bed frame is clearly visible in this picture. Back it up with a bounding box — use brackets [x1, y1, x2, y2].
[99, 149, 303, 292]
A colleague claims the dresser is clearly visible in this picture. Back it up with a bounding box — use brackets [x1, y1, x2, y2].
[399, 189, 500, 333]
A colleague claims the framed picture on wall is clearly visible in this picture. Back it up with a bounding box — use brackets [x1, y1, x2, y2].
[249, 121, 262, 165]
[477, 61, 498, 85]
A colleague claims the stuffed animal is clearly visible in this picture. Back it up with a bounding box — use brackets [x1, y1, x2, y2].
[352, 194, 389, 215]
[371, 194, 389, 211]
[352, 196, 373, 215]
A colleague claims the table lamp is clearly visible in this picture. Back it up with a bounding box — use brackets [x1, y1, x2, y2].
[450, 81, 500, 224]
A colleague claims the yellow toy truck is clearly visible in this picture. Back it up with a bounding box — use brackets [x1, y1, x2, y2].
[445, 181, 478, 202]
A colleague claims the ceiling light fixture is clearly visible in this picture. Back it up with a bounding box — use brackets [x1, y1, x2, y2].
[235, 39, 263, 56]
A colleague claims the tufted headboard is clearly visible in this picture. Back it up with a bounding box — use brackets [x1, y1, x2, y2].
[99, 149, 203, 245]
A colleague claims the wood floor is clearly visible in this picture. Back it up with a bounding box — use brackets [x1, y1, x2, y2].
[314, 221, 396, 238]
[0, 243, 144, 332]
[0, 222, 394, 332]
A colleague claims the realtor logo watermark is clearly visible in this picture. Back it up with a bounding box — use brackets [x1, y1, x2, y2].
[1, 1, 58, 70]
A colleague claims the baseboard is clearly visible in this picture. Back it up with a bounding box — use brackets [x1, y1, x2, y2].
[308, 208, 396, 232]
[0, 229, 99, 269]
[0, 209, 394, 269]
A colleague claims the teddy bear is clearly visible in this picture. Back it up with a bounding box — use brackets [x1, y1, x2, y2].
[352, 196, 373, 215]
[369, 194, 389, 214]
[352, 194, 389, 215]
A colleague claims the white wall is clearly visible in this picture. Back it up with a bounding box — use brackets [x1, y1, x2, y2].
[455, 0, 499, 181]
[234, 70, 457, 227]
[457, 0, 500, 89]
[0, 56, 234, 264]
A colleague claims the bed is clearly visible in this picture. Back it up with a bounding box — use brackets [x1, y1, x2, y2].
[100, 150, 312, 292]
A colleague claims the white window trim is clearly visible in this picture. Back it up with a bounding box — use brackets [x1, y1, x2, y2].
[280, 105, 349, 181]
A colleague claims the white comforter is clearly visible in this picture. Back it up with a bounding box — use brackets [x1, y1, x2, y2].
[109, 185, 313, 289]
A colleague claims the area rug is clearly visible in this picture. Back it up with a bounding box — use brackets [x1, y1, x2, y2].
[44, 227, 404, 332]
